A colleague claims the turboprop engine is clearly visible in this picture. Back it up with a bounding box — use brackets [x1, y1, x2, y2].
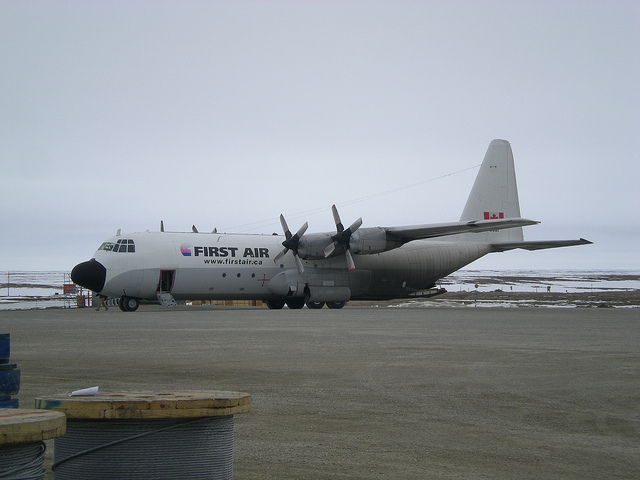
[275, 205, 406, 273]
[347, 227, 400, 255]
[297, 227, 396, 259]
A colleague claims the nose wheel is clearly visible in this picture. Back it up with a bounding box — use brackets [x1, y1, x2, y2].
[119, 296, 140, 312]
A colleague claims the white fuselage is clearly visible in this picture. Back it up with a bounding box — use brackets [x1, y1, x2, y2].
[91, 231, 492, 302]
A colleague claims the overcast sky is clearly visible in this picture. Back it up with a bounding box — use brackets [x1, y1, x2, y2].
[1, 1, 638, 272]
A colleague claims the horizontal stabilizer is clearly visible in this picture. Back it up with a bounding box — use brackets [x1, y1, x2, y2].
[491, 238, 593, 252]
[387, 217, 539, 242]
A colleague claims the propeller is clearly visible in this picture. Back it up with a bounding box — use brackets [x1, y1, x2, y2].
[274, 214, 308, 274]
[323, 205, 362, 272]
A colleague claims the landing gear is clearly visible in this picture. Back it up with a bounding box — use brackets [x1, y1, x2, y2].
[119, 296, 140, 312]
[266, 299, 346, 310]
[285, 298, 305, 309]
[305, 301, 325, 309]
[266, 299, 286, 310]
[326, 301, 346, 309]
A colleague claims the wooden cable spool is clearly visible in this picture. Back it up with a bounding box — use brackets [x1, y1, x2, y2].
[0, 408, 66, 480]
[35, 391, 251, 480]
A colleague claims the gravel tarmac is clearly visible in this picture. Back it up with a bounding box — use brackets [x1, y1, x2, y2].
[2, 304, 639, 479]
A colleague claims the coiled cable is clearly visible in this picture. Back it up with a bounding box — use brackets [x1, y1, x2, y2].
[0, 442, 45, 480]
[53, 416, 234, 480]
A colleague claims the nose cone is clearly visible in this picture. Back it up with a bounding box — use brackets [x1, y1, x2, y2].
[71, 259, 107, 293]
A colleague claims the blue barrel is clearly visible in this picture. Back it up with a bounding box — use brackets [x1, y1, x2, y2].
[0, 334, 19, 408]
[0, 364, 20, 396]
[0, 333, 9, 364]
[0, 396, 19, 408]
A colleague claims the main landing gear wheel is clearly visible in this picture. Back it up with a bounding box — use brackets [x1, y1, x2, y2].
[266, 300, 286, 310]
[285, 298, 305, 309]
[305, 301, 325, 309]
[326, 301, 346, 309]
[119, 296, 140, 312]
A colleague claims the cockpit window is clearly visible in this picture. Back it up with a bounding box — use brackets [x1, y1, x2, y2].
[99, 239, 135, 253]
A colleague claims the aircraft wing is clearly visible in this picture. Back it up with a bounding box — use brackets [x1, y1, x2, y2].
[386, 217, 540, 242]
[491, 238, 593, 252]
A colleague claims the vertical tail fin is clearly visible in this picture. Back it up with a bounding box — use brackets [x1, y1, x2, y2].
[459, 139, 524, 243]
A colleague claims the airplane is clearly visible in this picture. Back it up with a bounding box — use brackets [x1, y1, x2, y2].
[71, 139, 591, 311]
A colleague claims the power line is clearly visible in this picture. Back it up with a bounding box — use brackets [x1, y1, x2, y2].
[224, 163, 481, 233]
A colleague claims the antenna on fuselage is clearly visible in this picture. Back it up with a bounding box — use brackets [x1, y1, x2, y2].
[160, 220, 164, 232]
[192, 225, 198, 233]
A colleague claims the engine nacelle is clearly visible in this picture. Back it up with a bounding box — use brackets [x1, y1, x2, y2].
[297, 233, 334, 260]
[295, 228, 403, 259]
[349, 227, 402, 255]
